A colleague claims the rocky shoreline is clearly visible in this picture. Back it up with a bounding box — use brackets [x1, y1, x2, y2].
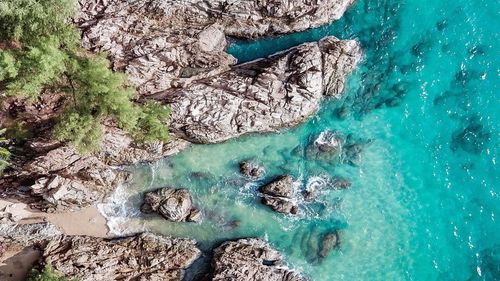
[1, 0, 362, 280]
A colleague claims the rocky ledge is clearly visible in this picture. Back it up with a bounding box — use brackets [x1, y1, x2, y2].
[0, 223, 200, 281]
[211, 238, 305, 281]
[1, 223, 305, 281]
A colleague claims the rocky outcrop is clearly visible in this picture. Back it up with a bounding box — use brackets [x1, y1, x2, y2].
[77, 0, 361, 143]
[158, 37, 361, 143]
[77, 0, 356, 95]
[141, 187, 201, 223]
[0, 222, 201, 281]
[239, 160, 265, 179]
[260, 175, 299, 214]
[0, 222, 63, 246]
[42, 233, 200, 281]
[211, 238, 305, 281]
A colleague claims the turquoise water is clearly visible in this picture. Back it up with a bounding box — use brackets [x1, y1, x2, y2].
[101, 0, 500, 280]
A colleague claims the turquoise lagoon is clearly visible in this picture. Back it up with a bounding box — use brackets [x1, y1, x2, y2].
[101, 0, 500, 280]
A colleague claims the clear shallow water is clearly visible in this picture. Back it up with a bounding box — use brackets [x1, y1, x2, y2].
[101, 0, 499, 280]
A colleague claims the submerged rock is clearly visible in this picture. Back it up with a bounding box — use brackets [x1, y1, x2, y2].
[211, 238, 305, 281]
[332, 177, 352, 189]
[306, 130, 344, 162]
[239, 160, 265, 179]
[319, 230, 341, 259]
[141, 187, 201, 223]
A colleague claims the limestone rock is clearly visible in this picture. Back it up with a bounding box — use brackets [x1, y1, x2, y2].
[141, 187, 201, 222]
[211, 238, 305, 281]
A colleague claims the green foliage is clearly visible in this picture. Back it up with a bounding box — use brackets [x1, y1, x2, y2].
[66, 54, 139, 131]
[0, 129, 11, 173]
[4, 121, 31, 142]
[4, 37, 67, 98]
[0, 0, 78, 46]
[53, 111, 103, 154]
[134, 102, 171, 143]
[26, 264, 76, 281]
[0, 0, 171, 153]
[0, 51, 18, 80]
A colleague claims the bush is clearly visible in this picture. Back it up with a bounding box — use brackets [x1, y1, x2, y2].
[0, 129, 10, 173]
[133, 102, 171, 143]
[53, 111, 103, 154]
[26, 264, 76, 281]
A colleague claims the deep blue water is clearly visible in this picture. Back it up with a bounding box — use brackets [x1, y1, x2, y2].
[101, 0, 500, 280]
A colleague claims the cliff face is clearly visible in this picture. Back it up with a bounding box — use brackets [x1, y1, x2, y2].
[1, 0, 361, 212]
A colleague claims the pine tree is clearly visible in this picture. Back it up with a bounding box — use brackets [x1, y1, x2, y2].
[0, 0, 171, 153]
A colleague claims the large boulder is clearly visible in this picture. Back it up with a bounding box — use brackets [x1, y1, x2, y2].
[261, 175, 295, 198]
[211, 238, 305, 281]
[260, 175, 299, 215]
[141, 187, 201, 223]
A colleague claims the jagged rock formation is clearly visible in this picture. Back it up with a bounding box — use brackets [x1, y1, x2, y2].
[260, 175, 299, 214]
[42, 233, 200, 281]
[76, 0, 356, 95]
[0, 222, 63, 246]
[141, 187, 201, 222]
[211, 238, 305, 281]
[0, 222, 200, 281]
[158, 37, 361, 143]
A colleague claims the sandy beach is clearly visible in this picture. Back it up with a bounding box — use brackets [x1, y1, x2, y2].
[0, 200, 109, 280]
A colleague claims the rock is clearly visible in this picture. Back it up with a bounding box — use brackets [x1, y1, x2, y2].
[239, 161, 265, 179]
[262, 197, 299, 215]
[163, 37, 362, 143]
[0, 202, 31, 222]
[0, 222, 63, 246]
[77, 0, 356, 95]
[186, 208, 202, 223]
[260, 175, 299, 215]
[260, 175, 295, 198]
[332, 178, 352, 189]
[141, 187, 201, 222]
[306, 130, 344, 162]
[318, 230, 340, 259]
[42, 233, 200, 281]
[211, 238, 305, 281]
